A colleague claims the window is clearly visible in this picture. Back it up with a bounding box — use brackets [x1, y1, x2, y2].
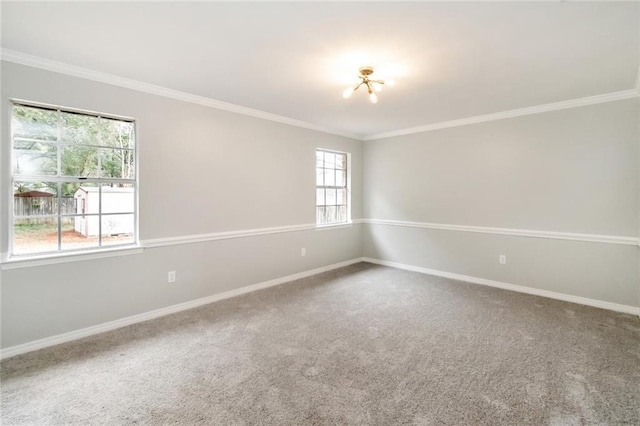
[316, 149, 349, 225]
[10, 102, 137, 256]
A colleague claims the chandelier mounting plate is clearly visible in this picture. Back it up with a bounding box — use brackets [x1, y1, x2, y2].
[359, 66, 375, 76]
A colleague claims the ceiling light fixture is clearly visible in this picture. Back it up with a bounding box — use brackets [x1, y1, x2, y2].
[342, 66, 395, 104]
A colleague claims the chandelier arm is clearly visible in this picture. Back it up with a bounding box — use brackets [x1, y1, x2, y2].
[343, 66, 393, 101]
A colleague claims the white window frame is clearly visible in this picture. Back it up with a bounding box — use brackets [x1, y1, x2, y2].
[316, 148, 351, 226]
[7, 100, 139, 260]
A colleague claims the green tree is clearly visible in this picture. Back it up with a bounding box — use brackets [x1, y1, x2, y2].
[12, 105, 135, 196]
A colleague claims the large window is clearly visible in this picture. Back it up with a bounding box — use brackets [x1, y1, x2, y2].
[10, 102, 137, 256]
[316, 149, 349, 225]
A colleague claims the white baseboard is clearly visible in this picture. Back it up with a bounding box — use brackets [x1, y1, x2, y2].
[4, 256, 637, 360]
[362, 257, 640, 316]
[0, 258, 363, 360]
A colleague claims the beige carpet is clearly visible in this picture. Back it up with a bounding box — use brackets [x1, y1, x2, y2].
[2, 262, 639, 425]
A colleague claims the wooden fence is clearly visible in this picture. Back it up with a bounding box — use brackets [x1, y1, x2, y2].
[14, 197, 76, 223]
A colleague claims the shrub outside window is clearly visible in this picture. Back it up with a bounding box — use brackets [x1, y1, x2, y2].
[10, 102, 137, 256]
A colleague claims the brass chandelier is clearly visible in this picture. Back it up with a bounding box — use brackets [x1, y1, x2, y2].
[342, 66, 394, 104]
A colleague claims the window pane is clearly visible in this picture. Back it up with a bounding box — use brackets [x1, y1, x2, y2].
[13, 141, 57, 176]
[326, 188, 337, 205]
[61, 216, 99, 251]
[12, 105, 58, 141]
[60, 111, 100, 145]
[335, 154, 346, 170]
[324, 169, 335, 186]
[67, 184, 103, 221]
[101, 184, 135, 214]
[101, 214, 135, 246]
[316, 150, 324, 168]
[337, 188, 346, 205]
[325, 206, 337, 223]
[13, 217, 59, 255]
[324, 152, 336, 169]
[61, 145, 99, 177]
[101, 148, 135, 179]
[316, 188, 325, 206]
[316, 168, 324, 186]
[316, 206, 325, 224]
[336, 170, 346, 187]
[101, 118, 135, 149]
[337, 206, 347, 222]
[63, 181, 98, 202]
[14, 182, 58, 217]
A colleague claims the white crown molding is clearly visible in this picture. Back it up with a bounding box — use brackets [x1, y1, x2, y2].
[363, 257, 640, 316]
[364, 89, 640, 141]
[0, 257, 364, 360]
[3, 49, 638, 142]
[0, 49, 360, 140]
[362, 218, 639, 246]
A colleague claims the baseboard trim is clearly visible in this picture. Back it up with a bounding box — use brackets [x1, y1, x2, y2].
[362, 257, 640, 316]
[0, 258, 364, 360]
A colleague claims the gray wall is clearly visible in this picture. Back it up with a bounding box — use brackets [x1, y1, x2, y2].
[2, 60, 638, 350]
[0, 62, 363, 348]
[363, 99, 640, 307]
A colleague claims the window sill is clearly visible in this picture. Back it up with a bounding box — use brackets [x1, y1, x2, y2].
[1, 245, 143, 270]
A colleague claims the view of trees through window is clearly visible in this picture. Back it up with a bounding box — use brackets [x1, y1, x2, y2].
[11, 103, 137, 255]
[316, 149, 348, 225]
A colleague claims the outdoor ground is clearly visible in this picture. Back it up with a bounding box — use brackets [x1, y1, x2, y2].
[13, 222, 133, 254]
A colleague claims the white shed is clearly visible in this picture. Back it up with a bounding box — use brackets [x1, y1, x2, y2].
[74, 187, 134, 237]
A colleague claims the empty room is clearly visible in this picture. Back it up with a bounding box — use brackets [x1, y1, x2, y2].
[1, 1, 639, 424]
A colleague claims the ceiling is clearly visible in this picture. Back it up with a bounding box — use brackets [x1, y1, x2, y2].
[2, 2, 638, 139]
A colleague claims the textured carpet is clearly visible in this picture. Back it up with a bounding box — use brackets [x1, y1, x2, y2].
[2, 262, 639, 425]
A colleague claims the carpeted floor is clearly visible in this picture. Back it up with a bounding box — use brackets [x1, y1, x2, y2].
[2, 262, 639, 425]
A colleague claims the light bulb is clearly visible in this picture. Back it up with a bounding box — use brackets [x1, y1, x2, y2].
[369, 92, 378, 104]
[385, 79, 396, 87]
[374, 84, 383, 93]
[342, 87, 354, 99]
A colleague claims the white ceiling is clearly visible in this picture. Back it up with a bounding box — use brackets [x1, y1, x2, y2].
[2, 2, 638, 139]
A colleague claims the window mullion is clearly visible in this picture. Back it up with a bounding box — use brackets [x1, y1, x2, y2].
[56, 110, 62, 251]
[97, 116, 103, 179]
[98, 185, 103, 247]
[56, 108, 62, 177]
[9, 176, 135, 184]
[57, 181, 62, 251]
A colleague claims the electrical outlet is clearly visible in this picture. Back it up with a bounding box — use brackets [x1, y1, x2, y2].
[168, 271, 176, 283]
[499, 255, 507, 265]
[301, 248, 306, 257]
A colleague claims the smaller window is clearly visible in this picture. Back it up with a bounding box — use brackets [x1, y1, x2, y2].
[316, 149, 349, 225]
